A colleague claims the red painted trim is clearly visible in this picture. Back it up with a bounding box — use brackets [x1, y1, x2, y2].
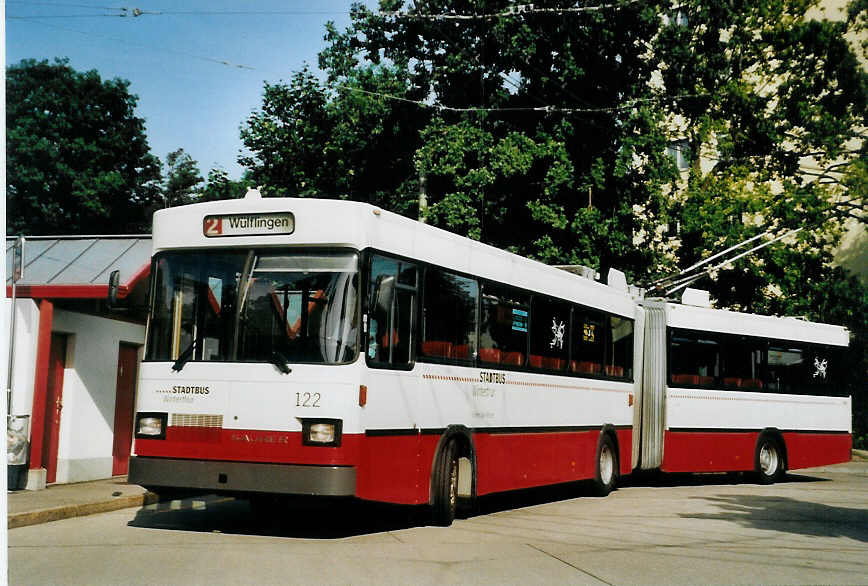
[28, 300, 54, 470]
[6, 262, 150, 299]
[662, 429, 852, 473]
[662, 430, 759, 473]
[134, 427, 634, 505]
[135, 428, 362, 466]
[615, 428, 633, 476]
[475, 430, 604, 494]
[782, 432, 851, 470]
[8, 284, 108, 299]
[118, 263, 151, 299]
[357, 433, 437, 504]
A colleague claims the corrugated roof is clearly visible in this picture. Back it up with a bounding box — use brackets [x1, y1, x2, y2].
[6, 235, 151, 287]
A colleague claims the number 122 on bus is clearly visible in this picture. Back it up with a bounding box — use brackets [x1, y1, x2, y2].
[128, 192, 852, 526]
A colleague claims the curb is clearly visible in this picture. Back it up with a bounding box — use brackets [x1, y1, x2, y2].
[8, 492, 160, 529]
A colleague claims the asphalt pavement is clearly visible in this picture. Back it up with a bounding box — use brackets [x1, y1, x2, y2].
[7, 450, 868, 529]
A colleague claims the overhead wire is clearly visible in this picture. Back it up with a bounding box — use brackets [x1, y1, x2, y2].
[11, 16, 259, 71]
[379, 0, 644, 21]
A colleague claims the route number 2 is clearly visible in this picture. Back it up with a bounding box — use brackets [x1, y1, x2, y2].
[204, 217, 222, 236]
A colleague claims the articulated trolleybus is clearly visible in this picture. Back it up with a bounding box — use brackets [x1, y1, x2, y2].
[129, 190, 852, 525]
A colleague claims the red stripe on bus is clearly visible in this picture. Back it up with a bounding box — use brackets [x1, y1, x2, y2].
[662, 430, 852, 473]
[781, 431, 851, 470]
[474, 430, 603, 494]
[135, 426, 635, 505]
[662, 430, 759, 472]
[135, 427, 361, 466]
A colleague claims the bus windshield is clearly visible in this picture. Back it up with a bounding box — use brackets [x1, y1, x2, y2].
[145, 249, 359, 365]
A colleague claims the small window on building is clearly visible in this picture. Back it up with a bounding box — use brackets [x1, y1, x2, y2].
[663, 5, 689, 26]
[666, 139, 689, 171]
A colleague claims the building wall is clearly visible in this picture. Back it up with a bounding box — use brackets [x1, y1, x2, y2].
[51, 310, 145, 483]
[5, 299, 146, 484]
[6, 298, 41, 422]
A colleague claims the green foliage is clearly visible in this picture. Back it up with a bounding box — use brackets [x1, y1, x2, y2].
[162, 148, 203, 207]
[6, 58, 161, 234]
[239, 0, 864, 302]
[239, 64, 426, 214]
[199, 168, 248, 202]
[238, 0, 867, 434]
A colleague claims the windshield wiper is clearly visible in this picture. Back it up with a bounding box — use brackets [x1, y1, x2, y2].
[172, 340, 196, 372]
[271, 351, 292, 374]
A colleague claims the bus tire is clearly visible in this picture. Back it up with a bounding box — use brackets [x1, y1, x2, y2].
[755, 435, 784, 484]
[431, 439, 459, 526]
[593, 433, 618, 497]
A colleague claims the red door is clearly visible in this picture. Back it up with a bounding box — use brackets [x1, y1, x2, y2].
[112, 344, 139, 475]
[43, 334, 67, 484]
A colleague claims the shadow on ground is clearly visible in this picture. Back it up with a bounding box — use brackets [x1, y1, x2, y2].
[127, 495, 426, 539]
[127, 470, 831, 539]
[680, 493, 868, 542]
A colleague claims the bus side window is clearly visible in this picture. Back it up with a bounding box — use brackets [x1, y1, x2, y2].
[420, 268, 478, 363]
[367, 254, 417, 367]
[479, 283, 529, 368]
[606, 316, 634, 380]
[668, 330, 719, 387]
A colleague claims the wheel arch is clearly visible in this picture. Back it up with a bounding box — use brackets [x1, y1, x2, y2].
[429, 425, 477, 505]
[757, 427, 788, 471]
[599, 423, 621, 476]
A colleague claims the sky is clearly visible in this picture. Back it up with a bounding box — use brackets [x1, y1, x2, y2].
[6, 0, 360, 180]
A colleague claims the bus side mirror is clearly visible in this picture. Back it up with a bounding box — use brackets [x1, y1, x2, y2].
[108, 270, 121, 308]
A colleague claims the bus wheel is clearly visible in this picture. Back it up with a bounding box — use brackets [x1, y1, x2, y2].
[431, 440, 459, 527]
[755, 436, 783, 484]
[593, 434, 618, 497]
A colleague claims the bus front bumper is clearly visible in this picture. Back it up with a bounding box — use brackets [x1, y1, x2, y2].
[129, 456, 356, 496]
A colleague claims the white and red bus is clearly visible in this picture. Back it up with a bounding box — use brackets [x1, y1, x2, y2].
[128, 190, 851, 525]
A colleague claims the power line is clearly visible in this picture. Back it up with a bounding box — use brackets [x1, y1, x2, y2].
[12, 17, 258, 71]
[17, 13, 710, 115]
[332, 83, 709, 115]
[379, 0, 643, 21]
[7, 1, 123, 8]
[8, 14, 128, 19]
[132, 9, 347, 16]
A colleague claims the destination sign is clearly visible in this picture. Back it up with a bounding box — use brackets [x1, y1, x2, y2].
[203, 212, 295, 237]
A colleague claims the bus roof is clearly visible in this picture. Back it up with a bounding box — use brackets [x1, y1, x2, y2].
[152, 196, 637, 318]
[661, 301, 849, 347]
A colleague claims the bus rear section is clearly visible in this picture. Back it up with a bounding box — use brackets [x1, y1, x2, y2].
[638, 298, 852, 481]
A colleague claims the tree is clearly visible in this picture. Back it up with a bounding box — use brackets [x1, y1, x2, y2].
[199, 167, 248, 202]
[240, 0, 866, 440]
[162, 148, 203, 207]
[6, 58, 161, 234]
[240, 63, 426, 214]
[240, 0, 864, 289]
[310, 1, 678, 275]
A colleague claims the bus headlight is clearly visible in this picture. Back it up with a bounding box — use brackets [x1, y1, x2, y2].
[135, 412, 167, 439]
[302, 419, 342, 447]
